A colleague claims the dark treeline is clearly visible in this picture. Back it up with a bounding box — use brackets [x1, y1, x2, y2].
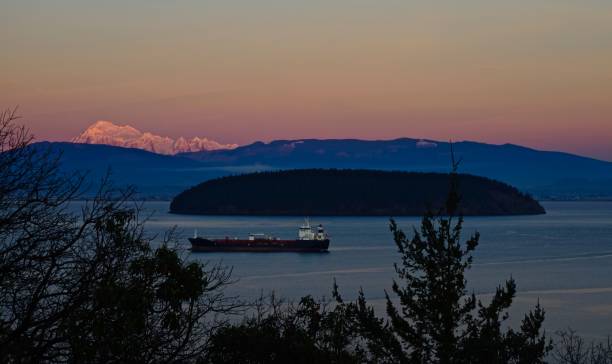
[170, 169, 545, 216]
[1, 110, 609, 363]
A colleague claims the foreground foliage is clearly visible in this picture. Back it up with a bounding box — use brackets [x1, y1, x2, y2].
[553, 330, 612, 364]
[380, 157, 551, 363]
[0, 109, 237, 362]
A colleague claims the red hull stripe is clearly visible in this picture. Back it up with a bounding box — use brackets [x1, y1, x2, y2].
[189, 238, 330, 253]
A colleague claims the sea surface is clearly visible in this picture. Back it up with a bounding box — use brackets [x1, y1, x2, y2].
[134, 201, 611, 340]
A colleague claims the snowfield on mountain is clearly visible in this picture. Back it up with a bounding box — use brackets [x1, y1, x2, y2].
[73, 120, 238, 155]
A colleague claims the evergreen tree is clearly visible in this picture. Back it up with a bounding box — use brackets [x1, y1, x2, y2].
[384, 151, 551, 363]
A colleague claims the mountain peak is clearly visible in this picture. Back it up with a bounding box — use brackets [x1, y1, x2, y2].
[91, 120, 123, 128]
[73, 120, 238, 155]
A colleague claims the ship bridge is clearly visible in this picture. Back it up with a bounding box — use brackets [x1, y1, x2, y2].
[298, 218, 327, 241]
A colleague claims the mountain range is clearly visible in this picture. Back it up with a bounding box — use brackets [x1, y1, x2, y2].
[73, 120, 238, 155]
[31, 137, 612, 200]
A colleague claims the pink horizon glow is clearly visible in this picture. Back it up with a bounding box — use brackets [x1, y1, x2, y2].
[3, 1, 612, 161]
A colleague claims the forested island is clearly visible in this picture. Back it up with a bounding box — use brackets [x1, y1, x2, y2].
[170, 169, 545, 216]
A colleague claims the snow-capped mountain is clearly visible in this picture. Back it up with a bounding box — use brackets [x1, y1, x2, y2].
[73, 121, 238, 155]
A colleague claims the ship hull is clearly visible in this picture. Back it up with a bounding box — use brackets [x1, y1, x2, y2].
[189, 237, 330, 253]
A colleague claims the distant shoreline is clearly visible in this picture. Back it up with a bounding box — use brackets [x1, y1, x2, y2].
[167, 211, 548, 218]
[69, 198, 612, 204]
[538, 198, 612, 202]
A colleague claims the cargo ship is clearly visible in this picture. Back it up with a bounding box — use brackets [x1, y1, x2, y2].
[189, 219, 330, 253]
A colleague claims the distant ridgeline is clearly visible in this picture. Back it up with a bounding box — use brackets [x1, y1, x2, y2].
[170, 169, 545, 216]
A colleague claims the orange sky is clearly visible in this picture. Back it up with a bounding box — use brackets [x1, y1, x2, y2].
[2, 1, 612, 160]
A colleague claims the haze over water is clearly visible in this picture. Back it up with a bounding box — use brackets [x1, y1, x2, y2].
[129, 201, 612, 340]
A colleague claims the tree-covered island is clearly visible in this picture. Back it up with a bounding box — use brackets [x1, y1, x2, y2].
[170, 169, 545, 216]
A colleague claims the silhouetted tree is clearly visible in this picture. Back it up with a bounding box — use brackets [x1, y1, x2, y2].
[204, 281, 412, 364]
[553, 330, 612, 364]
[0, 109, 238, 363]
[383, 151, 551, 363]
[204, 293, 363, 364]
[58, 208, 237, 363]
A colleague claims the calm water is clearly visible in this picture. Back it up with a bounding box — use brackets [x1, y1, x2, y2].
[136, 201, 612, 339]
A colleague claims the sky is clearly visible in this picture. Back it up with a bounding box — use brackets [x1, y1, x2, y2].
[2, 0, 612, 160]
